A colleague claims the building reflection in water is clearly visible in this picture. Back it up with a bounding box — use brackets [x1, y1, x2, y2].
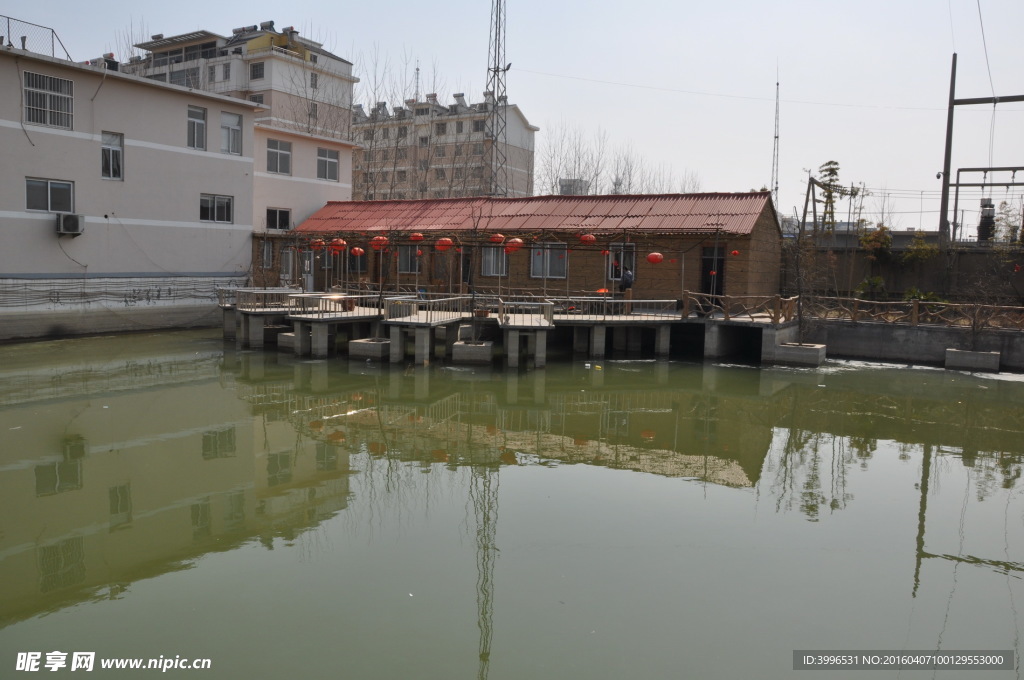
[2, 333, 1024, 637]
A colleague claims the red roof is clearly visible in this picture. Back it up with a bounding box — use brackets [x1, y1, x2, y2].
[296, 192, 775, 237]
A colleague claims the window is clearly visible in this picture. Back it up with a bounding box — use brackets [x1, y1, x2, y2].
[454, 167, 465, 179]
[208, 65, 216, 83]
[396, 170, 407, 182]
[24, 71, 74, 129]
[415, 107, 429, 116]
[266, 139, 291, 174]
[398, 245, 420, 273]
[382, 149, 390, 161]
[418, 159, 429, 171]
[220, 112, 242, 154]
[200, 194, 233, 223]
[308, 102, 318, 119]
[191, 499, 211, 539]
[454, 144, 463, 156]
[280, 248, 295, 283]
[435, 122, 447, 135]
[249, 94, 264, 105]
[35, 456, 82, 496]
[317, 148, 339, 181]
[435, 168, 446, 180]
[456, 121, 464, 134]
[363, 130, 374, 141]
[261, 241, 274, 267]
[169, 68, 200, 87]
[434, 146, 445, 158]
[396, 148, 407, 160]
[267, 452, 292, 487]
[382, 128, 390, 139]
[531, 243, 568, 279]
[472, 143, 484, 156]
[26, 178, 73, 212]
[187, 106, 206, 150]
[101, 132, 123, 179]
[250, 61, 265, 79]
[471, 166, 484, 178]
[607, 242, 636, 280]
[418, 136, 429, 148]
[223, 63, 231, 80]
[266, 208, 291, 230]
[38, 537, 85, 593]
[202, 427, 236, 459]
[310, 53, 318, 64]
[365, 150, 374, 162]
[109, 484, 132, 530]
[473, 120, 486, 132]
[481, 247, 508, 276]
[397, 126, 408, 138]
[310, 72, 318, 89]
[349, 248, 367, 273]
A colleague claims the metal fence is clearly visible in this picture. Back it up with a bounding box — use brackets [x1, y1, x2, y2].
[1, 16, 71, 59]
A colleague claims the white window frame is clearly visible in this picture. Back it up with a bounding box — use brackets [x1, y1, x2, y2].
[24, 71, 73, 129]
[481, 247, 508, 277]
[607, 242, 637, 281]
[222, 63, 231, 80]
[266, 207, 290, 230]
[280, 248, 295, 283]
[260, 241, 274, 268]
[200, 194, 233, 223]
[26, 178, 73, 212]
[220, 112, 242, 155]
[249, 94, 264, 105]
[250, 62, 265, 80]
[187, 106, 206, 150]
[397, 245, 421, 274]
[310, 72, 318, 89]
[530, 242, 567, 279]
[101, 132, 123, 180]
[266, 139, 291, 174]
[317, 148, 339, 181]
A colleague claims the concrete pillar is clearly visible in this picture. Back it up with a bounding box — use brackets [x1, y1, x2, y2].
[591, 325, 607, 358]
[293, 321, 310, 356]
[655, 360, 669, 385]
[526, 331, 537, 357]
[311, 324, 330, 358]
[223, 307, 236, 340]
[534, 330, 548, 368]
[613, 326, 627, 351]
[248, 315, 266, 349]
[390, 326, 404, 362]
[414, 327, 433, 366]
[311, 361, 329, 392]
[627, 327, 643, 354]
[414, 366, 430, 400]
[655, 325, 671, 357]
[704, 323, 723, 359]
[370, 320, 382, 338]
[444, 324, 459, 358]
[532, 369, 546, 403]
[573, 326, 589, 354]
[506, 330, 520, 368]
[237, 313, 250, 346]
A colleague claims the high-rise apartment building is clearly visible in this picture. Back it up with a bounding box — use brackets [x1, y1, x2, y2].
[351, 92, 536, 200]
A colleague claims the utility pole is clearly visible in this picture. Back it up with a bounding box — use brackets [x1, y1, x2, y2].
[771, 75, 780, 212]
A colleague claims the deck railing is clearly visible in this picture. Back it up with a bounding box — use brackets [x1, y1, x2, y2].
[550, 296, 678, 319]
[235, 288, 301, 312]
[680, 292, 799, 323]
[804, 297, 1024, 331]
[384, 295, 471, 323]
[287, 293, 382, 319]
[497, 299, 555, 325]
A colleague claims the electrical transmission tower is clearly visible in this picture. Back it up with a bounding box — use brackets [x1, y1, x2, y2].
[486, 0, 510, 196]
[771, 76, 780, 210]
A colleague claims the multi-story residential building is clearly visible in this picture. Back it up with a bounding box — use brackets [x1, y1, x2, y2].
[351, 92, 536, 201]
[122, 21, 358, 236]
[0, 41, 259, 339]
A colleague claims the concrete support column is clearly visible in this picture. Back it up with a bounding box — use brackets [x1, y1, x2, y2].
[655, 325, 671, 357]
[223, 308, 236, 340]
[390, 326, 404, 362]
[704, 323, 724, 359]
[534, 330, 548, 368]
[370, 320, 382, 338]
[248, 315, 266, 349]
[507, 330, 521, 368]
[294, 321, 310, 356]
[591, 326, 607, 358]
[573, 326, 589, 354]
[444, 325, 459, 358]
[311, 324, 330, 359]
[414, 327, 433, 366]
[237, 313, 250, 346]
[613, 326, 627, 351]
[414, 366, 431, 400]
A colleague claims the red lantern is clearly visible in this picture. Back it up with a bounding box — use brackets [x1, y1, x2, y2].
[329, 238, 347, 255]
[646, 252, 664, 264]
[709, 270, 717, 276]
[640, 430, 656, 442]
[416, 249, 423, 257]
[731, 250, 740, 256]
[370, 235, 389, 251]
[601, 249, 610, 256]
[490, 233, 505, 243]
[435, 237, 454, 251]
[310, 238, 325, 251]
[350, 247, 365, 257]
[409, 232, 424, 242]
[506, 237, 523, 252]
[579, 233, 596, 244]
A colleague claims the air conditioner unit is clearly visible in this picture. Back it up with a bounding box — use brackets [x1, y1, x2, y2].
[56, 213, 85, 236]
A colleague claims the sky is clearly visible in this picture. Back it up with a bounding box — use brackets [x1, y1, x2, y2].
[18, 0, 1024, 237]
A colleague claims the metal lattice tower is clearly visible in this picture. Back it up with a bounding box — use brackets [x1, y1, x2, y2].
[486, 0, 509, 196]
[771, 77, 780, 210]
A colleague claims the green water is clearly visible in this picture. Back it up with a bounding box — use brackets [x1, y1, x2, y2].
[1, 329, 1023, 679]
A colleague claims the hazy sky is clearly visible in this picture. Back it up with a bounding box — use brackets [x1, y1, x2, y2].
[20, 0, 1024, 236]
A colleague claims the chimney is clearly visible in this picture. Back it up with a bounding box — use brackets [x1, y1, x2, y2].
[454, 92, 467, 108]
[405, 98, 417, 107]
[426, 93, 438, 104]
[483, 90, 495, 105]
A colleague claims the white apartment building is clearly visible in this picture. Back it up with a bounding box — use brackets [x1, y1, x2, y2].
[0, 45, 259, 340]
[122, 21, 358, 236]
[351, 92, 537, 200]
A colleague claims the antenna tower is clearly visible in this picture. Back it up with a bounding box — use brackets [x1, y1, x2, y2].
[486, 0, 509, 196]
[771, 75, 780, 210]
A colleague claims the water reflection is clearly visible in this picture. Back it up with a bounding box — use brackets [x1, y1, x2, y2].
[2, 333, 1024, 677]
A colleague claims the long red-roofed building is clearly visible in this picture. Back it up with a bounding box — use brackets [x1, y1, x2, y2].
[253, 192, 782, 299]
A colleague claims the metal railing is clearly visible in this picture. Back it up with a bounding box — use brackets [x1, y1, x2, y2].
[496, 299, 555, 325]
[1, 15, 71, 59]
[383, 295, 472, 323]
[235, 288, 300, 312]
[287, 293, 382, 319]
